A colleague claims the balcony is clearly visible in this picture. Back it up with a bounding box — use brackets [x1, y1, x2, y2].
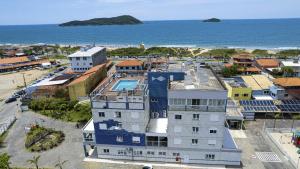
[168, 105, 226, 112]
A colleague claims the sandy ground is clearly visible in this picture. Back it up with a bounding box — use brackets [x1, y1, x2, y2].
[0, 69, 49, 100]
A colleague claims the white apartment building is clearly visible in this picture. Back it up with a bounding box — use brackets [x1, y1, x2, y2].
[68, 46, 106, 72]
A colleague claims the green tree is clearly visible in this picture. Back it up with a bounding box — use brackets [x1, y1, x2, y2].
[281, 66, 294, 77]
[221, 64, 239, 77]
[27, 155, 41, 169]
[0, 153, 10, 169]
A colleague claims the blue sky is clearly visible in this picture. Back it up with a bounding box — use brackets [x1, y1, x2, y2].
[0, 0, 300, 25]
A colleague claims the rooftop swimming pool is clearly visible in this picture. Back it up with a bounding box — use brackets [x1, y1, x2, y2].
[112, 80, 139, 91]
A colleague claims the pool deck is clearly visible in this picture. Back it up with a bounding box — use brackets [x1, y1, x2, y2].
[92, 75, 145, 101]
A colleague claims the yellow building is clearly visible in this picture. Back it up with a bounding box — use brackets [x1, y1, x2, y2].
[68, 63, 107, 100]
[224, 80, 252, 100]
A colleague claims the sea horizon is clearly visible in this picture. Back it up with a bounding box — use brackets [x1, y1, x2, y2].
[0, 19, 300, 49]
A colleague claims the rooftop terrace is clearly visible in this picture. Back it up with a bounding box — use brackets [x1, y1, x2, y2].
[169, 63, 225, 90]
[90, 74, 147, 102]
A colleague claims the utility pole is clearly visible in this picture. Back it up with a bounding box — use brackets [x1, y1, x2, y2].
[22, 73, 27, 88]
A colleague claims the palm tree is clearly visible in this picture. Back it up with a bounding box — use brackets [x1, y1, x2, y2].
[291, 114, 300, 131]
[55, 157, 68, 169]
[27, 155, 40, 169]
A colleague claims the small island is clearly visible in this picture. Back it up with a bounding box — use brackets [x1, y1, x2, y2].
[59, 15, 143, 26]
[203, 18, 221, 22]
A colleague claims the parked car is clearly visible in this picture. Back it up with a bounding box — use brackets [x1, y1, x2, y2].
[5, 97, 17, 103]
[142, 164, 153, 169]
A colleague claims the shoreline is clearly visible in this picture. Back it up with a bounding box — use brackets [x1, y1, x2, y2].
[1, 43, 300, 51]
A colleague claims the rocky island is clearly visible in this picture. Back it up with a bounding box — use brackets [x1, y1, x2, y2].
[203, 18, 221, 22]
[59, 15, 143, 26]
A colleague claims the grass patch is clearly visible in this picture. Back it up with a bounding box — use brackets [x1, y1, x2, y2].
[25, 125, 65, 152]
[29, 98, 91, 123]
[0, 131, 9, 148]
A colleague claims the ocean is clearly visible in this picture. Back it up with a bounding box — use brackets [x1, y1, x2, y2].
[0, 19, 300, 49]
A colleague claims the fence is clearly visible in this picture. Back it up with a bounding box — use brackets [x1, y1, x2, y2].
[0, 116, 16, 135]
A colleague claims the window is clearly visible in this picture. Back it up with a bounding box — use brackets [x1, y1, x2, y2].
[187, 99, 207, 105]
[132, 136, 140, 143]
[115, 111, 121, 118]
[243, 94, 249, 97]
[192, 127, 199, 133]
[193, 114, 199, 120]
[83, 57, 87, 60]
[170, 98, 186, 105]
[133, 151, 142, 156]
[209, 99, 225, 106]
[192, 139, 198, 145]
[159, 152, 166, 156]
[118, 150, 127, 155]
[264, 90, 270, 94]
[126, 67, 129, 69]
[175, 114, 182, 119]
[205, 154, 215, 160]
[89, 63, 93, 65]
[234, 94, 239, 97]
[147, 151, 155, 155]
[103, 149, 109, 153]
[132, 66, 135, 69]
[151, 98, 158, 102]
[172, 152, 180, 156]
[76, 57, 80, 61]
[99, 112, 105, 117]
[209, 129, 217, 134]
[116, 136, 123, 142]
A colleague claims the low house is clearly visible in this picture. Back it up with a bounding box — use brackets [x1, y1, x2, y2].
[232, 53, 254, 67]
[115, 60, 144, 74]
[281, 58, 300, 77]
[273, 77, 300, 99]
[224, 79, 252, 100]
[31, 74, 76, 98]
[0, 56, 48, 72]
[254, 58, 279, 70]
[68, 63, 107, 100]
[241, 75, 274, 98]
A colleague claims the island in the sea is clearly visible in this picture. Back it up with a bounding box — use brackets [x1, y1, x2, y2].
[203, 18, 221, 22]
[59, 15, 143, 26]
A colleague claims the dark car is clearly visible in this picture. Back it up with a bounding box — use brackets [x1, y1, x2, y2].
[5, 97, 17, 103]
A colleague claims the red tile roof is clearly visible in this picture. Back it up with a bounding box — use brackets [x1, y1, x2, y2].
[116, 60, 143, 67]
[0, 56, 29, 65]
[273, 78, 300, 87]
[256, 59, 279, 68]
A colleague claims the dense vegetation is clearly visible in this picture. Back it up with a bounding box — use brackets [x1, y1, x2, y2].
[200, 48, 237, 58]
[252, 49, 269, 56]
[108, 47, 193, 57]
[271, 66, 294, 77]
[25, 125, 64, 152]
[276, 49, 300, 57]
[29, 98, 91, 123]
[221, 64, 239, 77]
[203, 18, 221, 22]
[59, 15, 142, 26]
[0, 153, 10, 169]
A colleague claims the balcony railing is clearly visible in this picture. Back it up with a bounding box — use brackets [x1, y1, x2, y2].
[146, 141, 168, 147]
[168, 105, 226, 112]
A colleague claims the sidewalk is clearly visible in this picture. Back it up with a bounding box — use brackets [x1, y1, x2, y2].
[84, 157, 226, 169]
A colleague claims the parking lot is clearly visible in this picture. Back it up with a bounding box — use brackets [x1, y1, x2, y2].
[0, 69, 49, 100]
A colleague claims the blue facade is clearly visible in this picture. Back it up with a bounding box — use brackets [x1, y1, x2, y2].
[94, 120, 145, 146]
[147, 72, 185, 117]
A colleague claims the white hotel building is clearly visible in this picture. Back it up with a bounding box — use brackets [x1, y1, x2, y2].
[82, 62, 242, 166]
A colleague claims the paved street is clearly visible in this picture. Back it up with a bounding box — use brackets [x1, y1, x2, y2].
[0, 100, 85, 169]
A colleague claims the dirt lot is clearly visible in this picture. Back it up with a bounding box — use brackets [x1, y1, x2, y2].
[0, 69, 49, 100]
